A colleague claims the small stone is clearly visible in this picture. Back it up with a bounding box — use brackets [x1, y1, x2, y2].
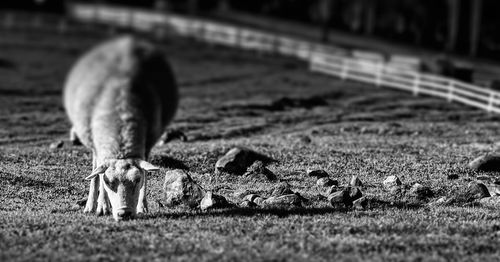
[270, 182, 294, 197]
[253, 197, 266, 206]
[262, 194, 301, 207]
[353, 196, 368, 210]
[49, 140, 64, 149]
[316, 177, 337, 187]
[350, 176, 363, 187]
[163, 169, 206, 208]
[468, 154, 500, 172]
[239, 200, 257, 208]
[307, 169, 329, 178]
[200, 192, 231, 211]
[408, 183, 434, 200]
[243, 194, 261, 202]
[464, 182, 490, 200]
[347, 187, 363, 202]
[233, 189, 256, 199]
[215, 147, 273, 175]
[447, 174, 459, 180]
[294, 192, 309, 204]
[484, 183, 500, 196]
[429, 196, 448, 206]
[383, 175, 402, 193]
[324, 185, 340, 196]
[328, 189, 350, 207]
[446, 182, 491, 205]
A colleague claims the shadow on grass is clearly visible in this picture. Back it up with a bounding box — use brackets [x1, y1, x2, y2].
[0, 171, 54, 188]
[149, 154, 189, 170]
[144, 200, 424, 220]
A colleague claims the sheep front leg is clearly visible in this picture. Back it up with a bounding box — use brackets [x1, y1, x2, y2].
[83, 177, 98, 213]
[137, 176, 148, 214]
[96, 175, 111, 216]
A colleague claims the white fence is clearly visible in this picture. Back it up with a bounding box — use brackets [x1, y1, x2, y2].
[10, 3, 500, 114]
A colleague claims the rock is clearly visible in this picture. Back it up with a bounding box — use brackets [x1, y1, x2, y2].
[464, 182, 490, 200]
[328, 189, 350, 208]
[233, 189, 256, 199]
[306, 169, 329, 178]
[316, 177, 338, 187]
[262, 194, 301, 207]
[478, 196, 500, 207]
[243, 194, 261, 202]
[200, 192, 231, 211]
[244, 160, 277, 181]
[383, 175, 402, 193]
[353, 196, 368, 210]
[484, 182, 500, 196]
[328, 187, 361, 208]
[294, 192, 309, 204]
[253, 197, 266, 206]
[468, 154, 500, 172]
[446, 182, 491, 205]
[240, 200, 257, 208]
[408, 183, 434, 200]
[270, 182, 294, 197]
[350, 176, 363, 187]
[447, 174, 459, 180]
[49, 140, 64, 149]
[324, 185, 340, 196]
[429, 196, 448, 206]
[163, 169, 206, 208]
[347, 187, 363, 202]
[215, 147, 273, 175]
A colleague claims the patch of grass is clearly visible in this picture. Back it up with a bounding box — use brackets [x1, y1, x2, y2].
[1, 28, 500, 261]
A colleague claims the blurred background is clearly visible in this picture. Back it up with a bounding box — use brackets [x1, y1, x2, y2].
[0, 0, 496, 57]
[3, 0, 500, 89]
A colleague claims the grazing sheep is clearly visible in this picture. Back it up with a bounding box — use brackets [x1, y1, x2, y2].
[63, 35, 178, 221]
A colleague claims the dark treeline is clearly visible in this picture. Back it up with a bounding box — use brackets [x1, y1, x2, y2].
[2, 0, 499, 59]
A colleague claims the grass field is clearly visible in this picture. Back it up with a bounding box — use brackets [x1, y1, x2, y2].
[2, 27, 500, 261]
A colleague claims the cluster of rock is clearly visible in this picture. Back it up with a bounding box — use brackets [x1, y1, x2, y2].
[215, 147, 275, 178]
[162, 169, 232, 211]
[238, 182, 305, 208]
[309, 169, 366, 210]
[161, 147, 500, 212]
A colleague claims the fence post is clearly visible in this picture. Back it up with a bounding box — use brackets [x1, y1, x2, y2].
[488, 91, 495, 113]
[375, 62, 383, 87]
[412, 73, 420, 96]
[340, 58, 348, 80]
[447, 80, 455, 102]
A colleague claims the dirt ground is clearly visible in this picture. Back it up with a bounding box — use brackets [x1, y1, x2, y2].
[2, 26, 500, 261]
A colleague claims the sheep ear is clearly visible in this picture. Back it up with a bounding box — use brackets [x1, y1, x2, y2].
[138, 160, 160, 172]
[85, 165, 108, 180]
